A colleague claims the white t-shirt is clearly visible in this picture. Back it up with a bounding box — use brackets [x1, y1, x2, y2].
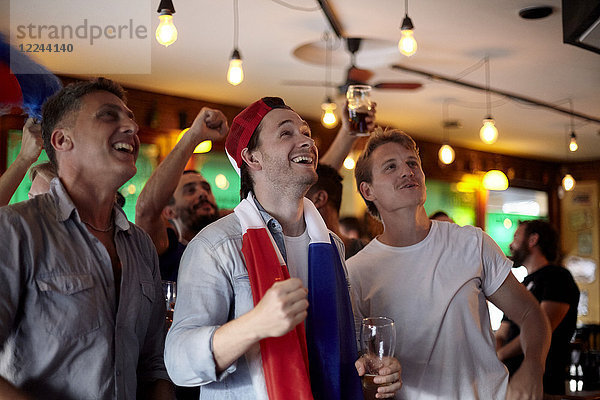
[346, 221, 512, 400]
[284, 229, 310, 287]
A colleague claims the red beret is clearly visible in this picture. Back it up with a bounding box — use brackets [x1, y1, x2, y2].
[225, 97, 293, 175]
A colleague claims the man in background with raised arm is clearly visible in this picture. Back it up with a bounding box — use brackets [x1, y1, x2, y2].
[135, 108, 228, 281]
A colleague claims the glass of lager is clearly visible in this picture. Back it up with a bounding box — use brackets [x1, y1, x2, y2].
[360, 317, 396, 399]
[162, 280, 177, 329]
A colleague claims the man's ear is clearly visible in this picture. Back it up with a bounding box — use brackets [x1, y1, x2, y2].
[241, 148, 262, 171]
[359, 181, 375, 201]
[308, 189, 328, 209]
[162, 205, 177, 221]
[50, 128, 73, 153]
[528, 232, 539, 249]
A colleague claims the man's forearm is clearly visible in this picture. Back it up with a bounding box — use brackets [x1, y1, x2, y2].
[516, 302, 550, 368]
[497, 335, 524, 361]
[136, 132, 198, 222]
[319, 125, 356, 170]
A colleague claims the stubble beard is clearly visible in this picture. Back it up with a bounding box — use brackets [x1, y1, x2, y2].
[509, 239, 530, 269]
[179, 204, 220, 235]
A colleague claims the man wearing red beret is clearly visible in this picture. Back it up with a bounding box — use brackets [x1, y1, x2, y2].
[165, 97, 402, 400]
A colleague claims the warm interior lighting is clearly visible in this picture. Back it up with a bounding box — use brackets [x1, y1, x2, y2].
[155, 0, 177, 48]
[569, 132, 578, 152]
[562, 174, 576, 191]
[321, 99, 338, 128]
[438, 144, 455, 165]
[177, 128, 212, 153]
[227, 49, 244, 86]
[398, 0, 417, 57]
[480, 118, 498, 144]
[343, 156, 356, 170]
[214, 174, 230, 190]
[399, 28, 417, 57]
[480, 57, 499, 144]
[483, 170, 508, 191]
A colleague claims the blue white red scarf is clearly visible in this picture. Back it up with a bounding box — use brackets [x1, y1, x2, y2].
[234, 194, 363, 400]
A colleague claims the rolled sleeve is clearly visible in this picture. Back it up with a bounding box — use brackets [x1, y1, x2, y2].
[164, 235, 238, 386]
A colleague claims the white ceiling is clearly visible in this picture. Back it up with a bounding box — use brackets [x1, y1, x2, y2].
[3, 0, 600, 162]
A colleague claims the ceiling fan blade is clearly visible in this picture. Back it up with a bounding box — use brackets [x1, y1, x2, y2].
[347, 66, 374, 83]
[373, 82, 423, 90]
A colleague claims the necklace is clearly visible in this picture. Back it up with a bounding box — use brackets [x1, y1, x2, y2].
[82, 220, 114, 233]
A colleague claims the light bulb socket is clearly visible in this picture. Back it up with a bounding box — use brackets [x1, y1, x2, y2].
[157, 0, 175, 14]
[570, 131, 577, 139]
[401, 15, 414, 31]
[230, 48, 242, 60]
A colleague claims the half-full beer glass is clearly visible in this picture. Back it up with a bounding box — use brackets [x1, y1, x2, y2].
[162, 280, 177, 329]
[346, 84, 372, 136]
[360, 317, 396, 399]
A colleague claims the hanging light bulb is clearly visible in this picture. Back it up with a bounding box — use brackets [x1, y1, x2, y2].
[569, 132, 578, 152]
[480, 57, 499, 144]
[438, 144, 455, 165]
[321, 97, 338, 128]
[227, 0, 244, 86]
[155, 0, 177, 47]
[480, 118, 498, 144]
[482, 170, 509, 191]
[562, 174, 575, 191]
[439, 100, 455, 165]
[227, 49, 244, 86]
[398, 0, 417, 57]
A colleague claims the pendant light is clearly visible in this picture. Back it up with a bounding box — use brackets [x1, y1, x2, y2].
[561, 129, 576, 191]
[227, 0, 244, 86]
[438, 100, 455, 165]
[155, 0, 177, 47]
[483, 170, 508, 191]
[398, 0, 417, 57]
[562, 174, 575, 191]
[321, 32, 338, 128]
[480, 56, 498, 144]
[568, 99, 578, 152]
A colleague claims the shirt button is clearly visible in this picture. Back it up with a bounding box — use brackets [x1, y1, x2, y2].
[116, 370, 121, 376]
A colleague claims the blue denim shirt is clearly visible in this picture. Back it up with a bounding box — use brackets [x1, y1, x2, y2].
[0, 179, 169, 400]
[164, 198, 346, 399]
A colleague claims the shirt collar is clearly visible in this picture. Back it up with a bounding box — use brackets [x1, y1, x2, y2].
[252, 195, 283, 234]
[49, 177, 131, 233]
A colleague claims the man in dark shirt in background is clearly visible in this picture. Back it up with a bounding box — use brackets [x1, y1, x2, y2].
[496, 219, 580, 395]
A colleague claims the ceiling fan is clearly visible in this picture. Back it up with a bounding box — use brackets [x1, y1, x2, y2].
[284, 37, 423, 95]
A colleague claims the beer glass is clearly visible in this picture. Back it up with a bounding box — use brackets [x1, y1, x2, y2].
[346, 84, 372, 136]
[360, 317, 396, 399]
[162, 280, 177, 329]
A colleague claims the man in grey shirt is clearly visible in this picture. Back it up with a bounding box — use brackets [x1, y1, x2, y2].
[0, 78, 173, 399]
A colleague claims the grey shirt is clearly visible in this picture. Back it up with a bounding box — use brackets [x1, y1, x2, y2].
[0, 179, 169, 400]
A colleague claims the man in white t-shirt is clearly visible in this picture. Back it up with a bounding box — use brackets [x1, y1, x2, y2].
[346, 127, 551, 400]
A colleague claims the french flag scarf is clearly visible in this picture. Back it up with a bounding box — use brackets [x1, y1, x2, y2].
[234, 194, 363, 400]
